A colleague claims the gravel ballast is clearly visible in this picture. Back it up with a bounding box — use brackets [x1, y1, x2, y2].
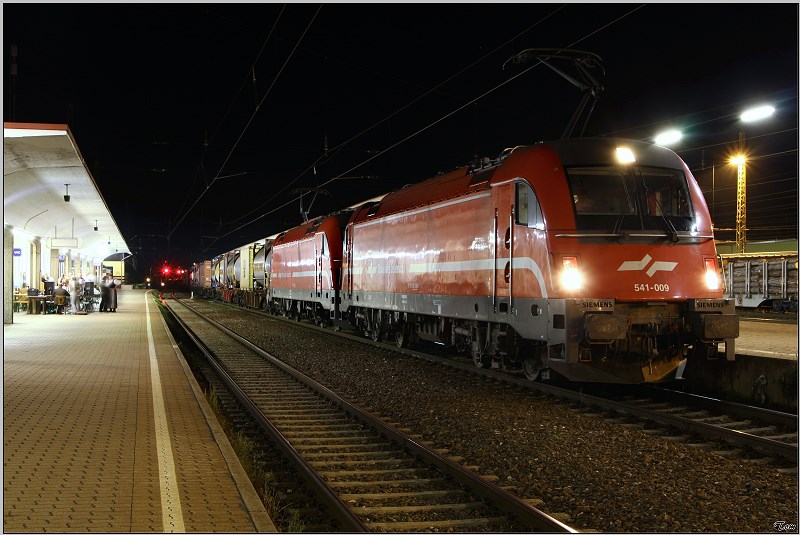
[197, 303, 798, 533]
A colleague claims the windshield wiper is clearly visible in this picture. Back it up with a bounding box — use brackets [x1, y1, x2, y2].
[644, 186, 680, 243]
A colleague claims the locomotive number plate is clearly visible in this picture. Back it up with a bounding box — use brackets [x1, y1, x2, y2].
[634, 283, 670, 292]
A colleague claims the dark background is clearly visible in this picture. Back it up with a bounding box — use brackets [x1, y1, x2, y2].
[5, 3, 798, 280]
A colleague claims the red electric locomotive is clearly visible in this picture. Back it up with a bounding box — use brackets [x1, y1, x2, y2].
[336, 137, 738, 383]
[268, 210, 352, 323]
[194, 136, 739, 384]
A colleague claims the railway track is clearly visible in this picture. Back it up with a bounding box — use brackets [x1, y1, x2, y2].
[188, 296, 798, 469]
[564, 386, 798, 468]
[164, 296, 575, 533]
[420, 356, 798, 468]
[432, 356, 798, 467]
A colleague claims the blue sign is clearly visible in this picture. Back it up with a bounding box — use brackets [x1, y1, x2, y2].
[13, 248, 21, 257]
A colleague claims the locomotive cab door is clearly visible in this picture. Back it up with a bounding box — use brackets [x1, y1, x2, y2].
[316, 232, 328, 302]
[493, 181, 515, 314]
[315, 236, 322, 299]
[493, 179, 547, 315]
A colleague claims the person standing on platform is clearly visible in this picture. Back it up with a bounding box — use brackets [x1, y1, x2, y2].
[67, 276, 78, 314]
[99, 276, 108, 312]
[107, 278, 118, 312]
[75, 275, 85, 313]
[76, 274, 85, 298]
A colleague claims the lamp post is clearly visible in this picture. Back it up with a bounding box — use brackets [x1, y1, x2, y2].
[730, 104, 775, 253]
[652, 105, 775, 251]
[730, 153, 747, 253]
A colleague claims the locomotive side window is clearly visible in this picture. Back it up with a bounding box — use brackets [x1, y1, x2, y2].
[515, 182, 544, 230]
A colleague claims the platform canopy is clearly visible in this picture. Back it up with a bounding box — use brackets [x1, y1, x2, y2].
[3, 122, 129, 258]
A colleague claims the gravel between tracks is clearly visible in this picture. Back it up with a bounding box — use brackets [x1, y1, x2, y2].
[204, 305, 798, 533]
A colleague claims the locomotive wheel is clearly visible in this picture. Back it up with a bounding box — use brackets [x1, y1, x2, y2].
[523, 357, 542, 381]
[395, 324, 409, 348]
[472, 352, 489, 368]
[471, 343, 489, 368]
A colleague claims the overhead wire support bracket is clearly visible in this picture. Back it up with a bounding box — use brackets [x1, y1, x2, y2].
[292, 187, 331, 223]
[505, 48, 605, 139]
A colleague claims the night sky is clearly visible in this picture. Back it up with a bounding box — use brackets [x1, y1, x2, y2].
[5, 3, 798, 280]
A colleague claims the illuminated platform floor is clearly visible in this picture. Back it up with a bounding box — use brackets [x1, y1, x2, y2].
[737, 318, 798, 360]
[3, 289, 274, 532]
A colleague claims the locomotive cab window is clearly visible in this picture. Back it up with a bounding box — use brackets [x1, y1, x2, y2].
[515, 182, 545, 230]
[641, 169, 692, 218]
[567, 166, 695, 233]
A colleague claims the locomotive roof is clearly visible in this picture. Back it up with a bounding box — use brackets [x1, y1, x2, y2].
[351, 137, 687, 222]
[546, 137, 685, 169]
[354, 162, 498, 221]
[273, 209, 353, 245]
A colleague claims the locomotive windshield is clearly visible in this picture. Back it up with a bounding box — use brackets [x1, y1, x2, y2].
[567, 166, 694, 233]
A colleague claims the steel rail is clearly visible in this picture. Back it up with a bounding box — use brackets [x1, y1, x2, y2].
[640, 385, 798, 428]
[396, 349, 799, 462]
[171, 297, 575, 533]
[199, 296, 798, 460]
[164, 298, 369, 532]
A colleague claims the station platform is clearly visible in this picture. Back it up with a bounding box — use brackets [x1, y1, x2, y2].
[3, 288, 275, 532]
[736, 317, 798, 360]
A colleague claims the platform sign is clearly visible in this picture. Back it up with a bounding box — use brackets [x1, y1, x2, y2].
[13, 248, 21, 257]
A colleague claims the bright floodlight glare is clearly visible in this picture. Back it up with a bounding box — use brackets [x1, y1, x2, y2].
[730, 155, 746, 165]
[740, 105, 775, 123]
[615, 147, 636, 164]
[560, 256, 582, 291]
[704, 258, 720, 290]
[654, 129, 682, 146]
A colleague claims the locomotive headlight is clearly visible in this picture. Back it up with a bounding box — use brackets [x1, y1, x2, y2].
[615, 146, 636, 164]
[704, 257, 720, 290]
[561, 256, 582, 291]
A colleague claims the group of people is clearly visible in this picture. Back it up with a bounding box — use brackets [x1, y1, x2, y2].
[46, 273, 119, 314]
[98, 276, 119, 313]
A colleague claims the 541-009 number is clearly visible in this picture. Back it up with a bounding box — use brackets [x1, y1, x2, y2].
[634, 283, 670, 292]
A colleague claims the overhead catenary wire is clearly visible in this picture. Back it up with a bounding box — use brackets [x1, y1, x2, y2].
[203, 4, 647, 253]
[172, 4, 287, 223]
[222, 4, 570, 228]
[599, 88, 798, 139]
[169, 4, 322, 240]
